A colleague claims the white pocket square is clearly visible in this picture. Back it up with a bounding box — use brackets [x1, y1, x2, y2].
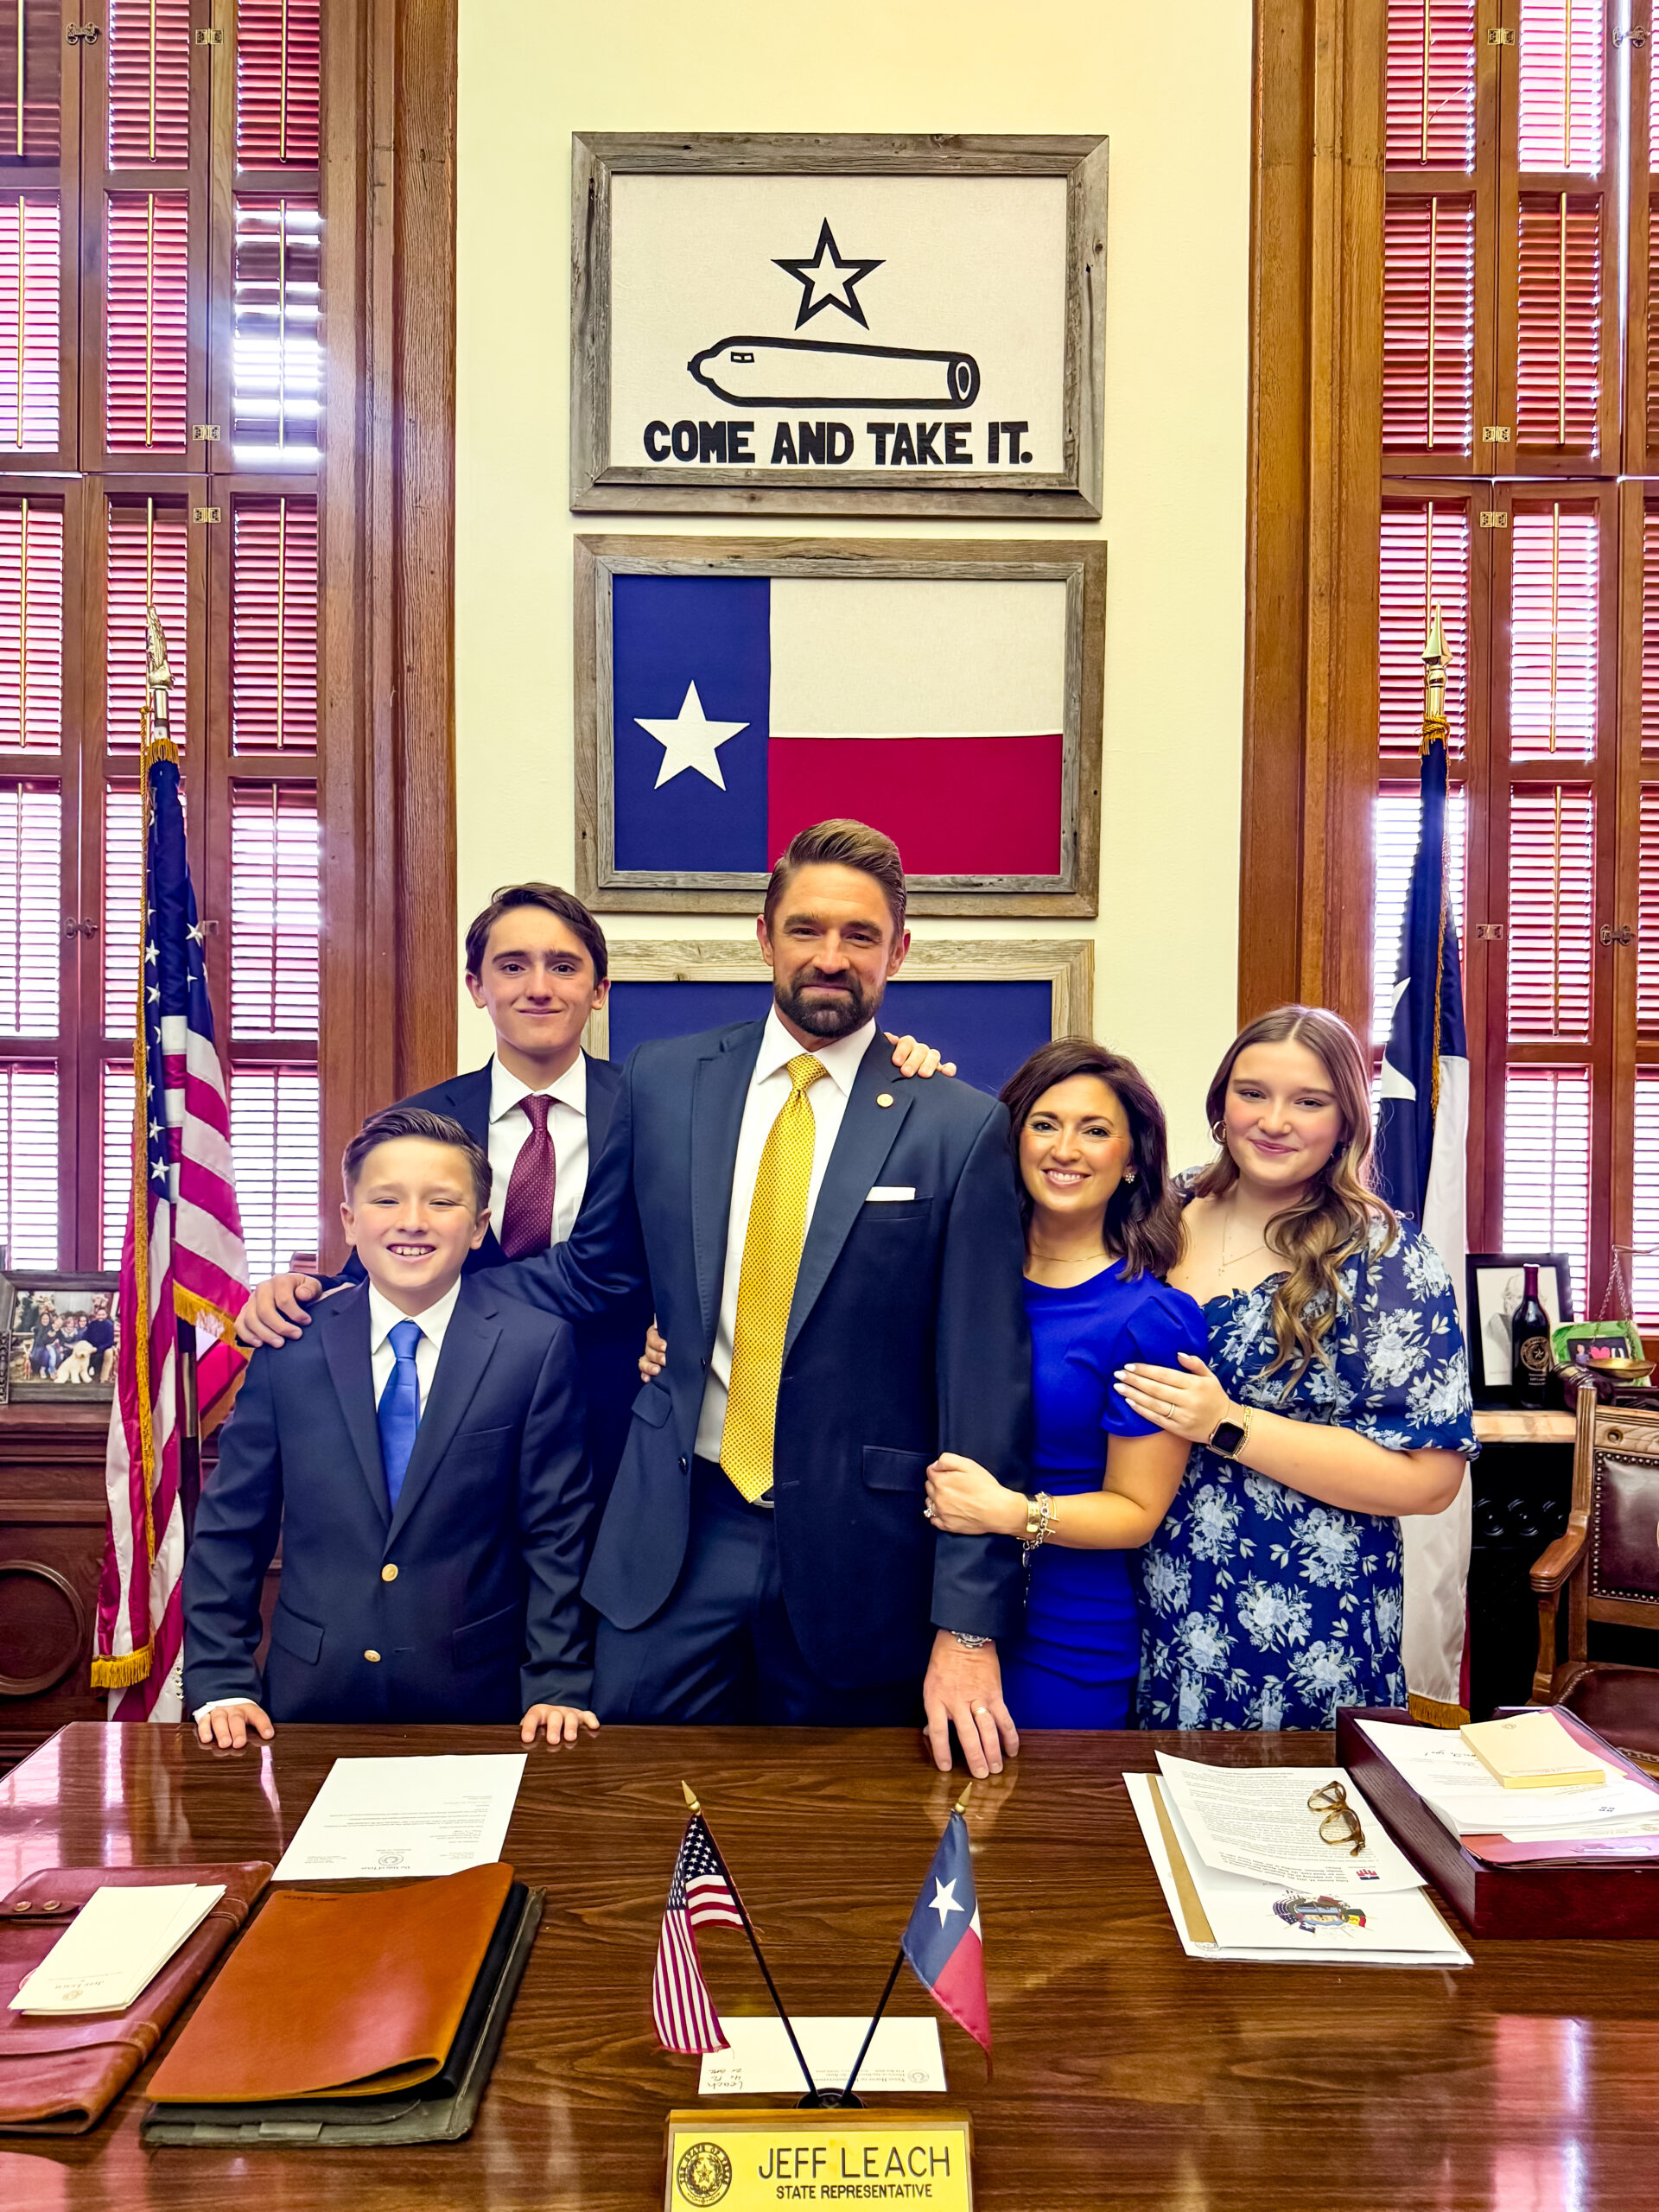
[865, 1186, 917, 1202]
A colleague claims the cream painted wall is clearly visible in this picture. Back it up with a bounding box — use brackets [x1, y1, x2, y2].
[454, 0, 1251, 1163]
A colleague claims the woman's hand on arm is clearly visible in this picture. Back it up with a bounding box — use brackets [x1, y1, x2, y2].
[1115, 1351, 1466, 1517]
[925, 1453, 1027, 1538]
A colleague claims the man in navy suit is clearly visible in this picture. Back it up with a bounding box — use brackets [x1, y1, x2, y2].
[186, 1108, 597, 1745]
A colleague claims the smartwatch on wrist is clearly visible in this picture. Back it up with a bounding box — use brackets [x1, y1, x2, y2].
[1207, 1406, 1254, 1460]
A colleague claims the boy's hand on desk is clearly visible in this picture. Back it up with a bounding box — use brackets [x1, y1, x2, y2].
[520, 1703, 601, 1747]
[196, 1700, 275, 1751]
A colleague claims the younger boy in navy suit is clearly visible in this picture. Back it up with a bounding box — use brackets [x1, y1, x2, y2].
[185, 1106, 598, 1748]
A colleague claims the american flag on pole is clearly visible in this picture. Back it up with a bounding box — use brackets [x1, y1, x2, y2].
[652, 1810, 747, 2055]
[92, 609, 250, 1720]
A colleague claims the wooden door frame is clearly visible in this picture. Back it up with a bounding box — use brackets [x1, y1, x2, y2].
[318, 0, 458, 1268]
[1240, 0, 1384, 1036]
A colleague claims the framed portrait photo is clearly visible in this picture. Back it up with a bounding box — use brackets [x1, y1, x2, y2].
[574, 533, 1104, 917]
[583, 938, 1094, 1101]
[570, 131, 1108, 518]
[4, 1273, 122, 1404]
[1465, 1252, 1573, 1405]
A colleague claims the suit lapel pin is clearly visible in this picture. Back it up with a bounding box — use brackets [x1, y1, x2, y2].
[876, 1094, 894, 1108]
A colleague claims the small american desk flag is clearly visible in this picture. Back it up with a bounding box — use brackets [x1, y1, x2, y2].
[92, 611, 250, 1721]
[652, 1810, 747, 2054]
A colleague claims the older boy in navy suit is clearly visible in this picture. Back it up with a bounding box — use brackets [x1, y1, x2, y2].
[186, 1107, 598, 1748]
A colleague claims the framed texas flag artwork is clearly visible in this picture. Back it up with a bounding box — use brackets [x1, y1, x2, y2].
[573, 536, 1104, 917]
[570, 132, 1108, 518]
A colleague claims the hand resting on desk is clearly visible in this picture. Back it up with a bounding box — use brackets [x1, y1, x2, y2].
[196, 1700, 601, 1749]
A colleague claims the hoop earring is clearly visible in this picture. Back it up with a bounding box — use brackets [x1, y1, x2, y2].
[1210, 1121, 1226, 1147]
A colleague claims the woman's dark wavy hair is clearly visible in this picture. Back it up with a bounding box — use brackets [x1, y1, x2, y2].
[999, 1039, 1184, 1281]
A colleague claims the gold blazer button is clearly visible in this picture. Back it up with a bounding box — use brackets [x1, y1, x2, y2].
[364, 1649, 381, 1663]
[381, 1563, 398, 1581]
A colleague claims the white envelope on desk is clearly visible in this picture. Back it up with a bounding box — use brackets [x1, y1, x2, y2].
[865, 1186, 916, 1201]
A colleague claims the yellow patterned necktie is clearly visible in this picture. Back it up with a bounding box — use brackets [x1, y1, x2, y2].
[720, 1052, 828, 1501]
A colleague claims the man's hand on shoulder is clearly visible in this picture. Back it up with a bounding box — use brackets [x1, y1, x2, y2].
[922, 1630, 1018, 1779]
[194, 1700, 275, 1751]
[520, 1702, 601, 1747]
[885, 1033, 957, 1080]
[237, 1271, 323, 1348]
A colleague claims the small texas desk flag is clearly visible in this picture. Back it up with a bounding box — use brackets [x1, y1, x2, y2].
[900, 1802, 991, 2064]
[612, 572, 1066, 878]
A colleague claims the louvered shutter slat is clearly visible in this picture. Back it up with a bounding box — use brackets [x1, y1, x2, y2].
[230, 1065, 319, 1282]
[0, 777, 57, 1035]
[100, 781, 145, 1038]
[1516, 195, 1602, 452]
[105, 500, 188, 751]
[1508, 785, 1596, 1039]
[0, 194, 59, 450]
[230, 782, 319, 1039]
[1510, 504, 1599, 759]
[1380, 500, 1470, 760]
[106, 0, 191, 168]
[1644, 508, 1659, 756]
[1518, 0, 1605, 171]
[1372, 781, 1469, 1047]
[1383, 199, 1476, 451]
[0, 3, 64, 162]
[105, 192, 189, 452]
[100, 1059, 135, 1268]
[1632, 1076, 1659, 1325]
[232, 496, 317, 750]
[1502, 1064, 1591, 1313]
[1385, 0, 1478, 169]
[232, 195, 321, 465]
[235, 0, 321, 168]
[0, 497, 61, 747]
[0, 1058, 57, 1263]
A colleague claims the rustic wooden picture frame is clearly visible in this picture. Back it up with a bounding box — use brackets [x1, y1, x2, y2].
[573, 533, 1104, 918]
[582, 938, 1095, 1062]
[570, 131, 1108, 518]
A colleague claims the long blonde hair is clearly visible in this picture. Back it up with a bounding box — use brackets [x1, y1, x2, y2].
[1195, 1005, 1398, 1379]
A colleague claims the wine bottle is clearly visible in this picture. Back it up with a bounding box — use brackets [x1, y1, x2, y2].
[1510, 1265, 1552, 1403]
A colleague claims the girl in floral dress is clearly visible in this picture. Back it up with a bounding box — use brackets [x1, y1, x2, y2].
[1116, 1006, 1477, 1731]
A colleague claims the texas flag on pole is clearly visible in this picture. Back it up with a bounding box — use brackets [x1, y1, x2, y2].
[899, 1806, 991, 2065]
[612, 573, 1068, 877]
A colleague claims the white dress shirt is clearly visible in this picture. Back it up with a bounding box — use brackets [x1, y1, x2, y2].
[194, 1277, 463, 1720]
[487, 1053, 588, 1248]
[694, 1009, 878, 1463]
[366, 1278, 461, 1416]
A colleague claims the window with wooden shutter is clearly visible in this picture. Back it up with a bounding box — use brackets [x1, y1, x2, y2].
[1372, 780, 1469, 1047]
[1632, 1071, 1659, 1325]
[0, 10, 333, 1269]
[1502, 1062, 1592, 1308]
[1381, 498, 1472, 759]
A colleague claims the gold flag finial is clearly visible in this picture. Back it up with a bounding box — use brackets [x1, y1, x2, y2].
[1421, 602, 1448, 756]
[954, 1782, 975, 1816]
[143, 606, 177, 766]
[682, 1780, 701, 1813]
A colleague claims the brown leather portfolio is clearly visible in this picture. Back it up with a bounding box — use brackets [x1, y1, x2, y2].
[146, 1859, 515, 2104]
[0, 1860, 272, 2134]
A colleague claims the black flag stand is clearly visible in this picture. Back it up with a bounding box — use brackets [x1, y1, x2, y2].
[835, 1782, 974, 2108]
[683, 1783, 826, 2106]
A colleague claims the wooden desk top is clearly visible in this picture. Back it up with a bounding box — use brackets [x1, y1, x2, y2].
[3, 1722, 1657, 2210]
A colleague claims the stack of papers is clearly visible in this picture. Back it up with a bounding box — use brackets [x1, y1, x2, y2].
[1357, 1719, 1659, 1855]
[9, 1884, 225, 2015]
[272, 1753, 527, 1880]
[1128, 1755, 1470, 1968]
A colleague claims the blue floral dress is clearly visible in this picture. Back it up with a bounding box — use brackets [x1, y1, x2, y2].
[1135, 1217, 1478, 1731]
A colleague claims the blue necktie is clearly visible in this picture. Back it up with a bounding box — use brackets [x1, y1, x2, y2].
[377, 1318, 423, 1512]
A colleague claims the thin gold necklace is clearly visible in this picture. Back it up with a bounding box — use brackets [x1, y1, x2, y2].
[1217, 1204, 1269, 1274]
[1029, 1246, 1109, 1263]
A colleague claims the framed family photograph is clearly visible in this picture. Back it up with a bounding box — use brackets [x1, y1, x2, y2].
[4, 1274, 122, 1404]
[582, 938, 1095, 1099]
[574, 534, 1104, 918]
[570, 131, 1108, 518]
[1465, 1252, 1573, 1406]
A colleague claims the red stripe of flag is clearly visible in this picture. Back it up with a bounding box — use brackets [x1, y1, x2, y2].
[766, 734, 1063, 876]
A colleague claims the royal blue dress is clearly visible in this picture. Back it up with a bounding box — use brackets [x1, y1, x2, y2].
[1135, 1217, 1478, 1731]
[998, 1262, 1208, 1729]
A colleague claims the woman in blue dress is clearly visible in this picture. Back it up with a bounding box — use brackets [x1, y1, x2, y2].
[922, 1040, 1208, 1728]
[1115, 1005, 1478, 1730]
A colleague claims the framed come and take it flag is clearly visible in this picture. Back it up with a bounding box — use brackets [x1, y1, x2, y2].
[573, 535, 1104, 917]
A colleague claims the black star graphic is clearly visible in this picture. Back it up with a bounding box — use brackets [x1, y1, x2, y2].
[772, 219, 883, 330]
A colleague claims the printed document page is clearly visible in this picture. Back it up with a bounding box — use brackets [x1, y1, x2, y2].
[272, 1752, 527, 1880]
[699, 2017, 946, 2095]
[10, 1883, 224, 2013]
[1356, 1719, 1659, 1837]
[1154, 1752, 1422, 1891]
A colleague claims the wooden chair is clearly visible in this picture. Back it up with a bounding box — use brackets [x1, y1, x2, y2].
[1529, 1385, 1659, 1764]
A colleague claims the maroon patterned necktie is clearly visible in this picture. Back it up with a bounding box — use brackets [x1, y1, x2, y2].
[499, 1093, 557, 1259]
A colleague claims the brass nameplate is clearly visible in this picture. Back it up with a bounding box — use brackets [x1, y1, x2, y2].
[665, 2107, 974, 2210]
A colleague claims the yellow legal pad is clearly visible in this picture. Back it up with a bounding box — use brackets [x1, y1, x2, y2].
[1459, 1710, 1606, 1790]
